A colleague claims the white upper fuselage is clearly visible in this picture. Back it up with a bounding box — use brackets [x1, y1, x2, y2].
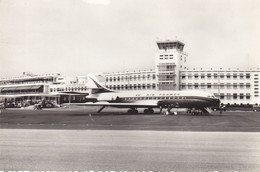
[88, 90, 216, 101]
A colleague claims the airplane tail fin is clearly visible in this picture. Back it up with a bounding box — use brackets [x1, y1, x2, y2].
[87, 74, 113, 94]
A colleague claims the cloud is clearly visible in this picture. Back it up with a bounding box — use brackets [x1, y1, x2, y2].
[81, 0, 111, 5]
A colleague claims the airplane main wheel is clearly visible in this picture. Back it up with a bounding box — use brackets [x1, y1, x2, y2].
[144, 109, 149, 114]
[128, 109, 138, 114]
[144, 109, 154, 114]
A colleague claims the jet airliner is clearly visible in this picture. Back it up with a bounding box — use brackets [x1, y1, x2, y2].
[67, 74, 220, 114]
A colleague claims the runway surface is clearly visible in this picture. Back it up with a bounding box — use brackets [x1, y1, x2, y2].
[1, 109, 260, 171]
[1, 129, 260, 171]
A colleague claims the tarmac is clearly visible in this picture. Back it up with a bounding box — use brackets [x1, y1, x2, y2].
[0, 107, 260, 131]
[1, 108, 260, 171]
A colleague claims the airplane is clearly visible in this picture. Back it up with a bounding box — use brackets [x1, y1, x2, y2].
[67, 74, 221, 114]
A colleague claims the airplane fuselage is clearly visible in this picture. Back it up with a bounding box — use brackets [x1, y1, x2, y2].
[88, 90, 220, 109]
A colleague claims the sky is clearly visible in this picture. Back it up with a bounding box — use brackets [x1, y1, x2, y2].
[0, 0, 260, 78]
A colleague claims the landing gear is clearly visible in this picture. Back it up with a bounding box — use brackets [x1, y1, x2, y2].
[127, 108, 138, 114]
[143, 108, 154, 114]
[97, 106, 106, 113]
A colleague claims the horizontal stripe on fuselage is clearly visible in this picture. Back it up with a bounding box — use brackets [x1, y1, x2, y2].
[117, 96, 216, 102]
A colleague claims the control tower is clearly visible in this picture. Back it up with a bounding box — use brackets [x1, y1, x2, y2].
[155, 40, 187, 90]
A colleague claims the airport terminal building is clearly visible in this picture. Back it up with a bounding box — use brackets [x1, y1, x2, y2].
[0, 73, 88, 107]
[1, 40, 259, 106]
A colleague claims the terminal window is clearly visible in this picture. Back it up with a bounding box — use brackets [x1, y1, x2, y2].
[227, 83, 231, 89]
[227, 73, 231, 78]
[227, 93, 231, 100]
